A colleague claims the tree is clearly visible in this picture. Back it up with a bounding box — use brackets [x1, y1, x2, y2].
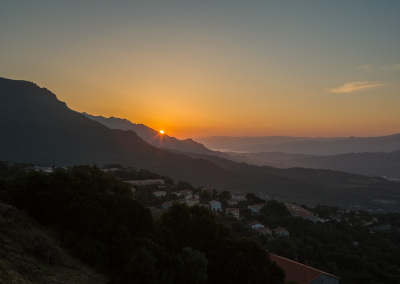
[175, 247, 208, 284]
[118, 247, 159, 284]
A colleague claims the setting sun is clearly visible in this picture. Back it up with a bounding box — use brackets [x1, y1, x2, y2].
[159, 130, 165, 134]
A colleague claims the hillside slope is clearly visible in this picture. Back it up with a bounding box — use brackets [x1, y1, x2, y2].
[0, 202, 108, 284]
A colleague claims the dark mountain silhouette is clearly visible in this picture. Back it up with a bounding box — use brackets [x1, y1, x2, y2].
[1, 77, 400, 211]
[198, 135, 400, 155]
[82, 113, 213, 155]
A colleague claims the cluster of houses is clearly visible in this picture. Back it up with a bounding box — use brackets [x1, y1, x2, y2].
[161, 190, 201, 209]
[126, 179, 341, 283]
[150, 187, 292, 238]
[159, 189, 242, 219]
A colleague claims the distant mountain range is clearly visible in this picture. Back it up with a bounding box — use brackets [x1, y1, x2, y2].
[82, 113, 212, 155]
[226, 151, 400, 179]
[1, 76, 400, 211]
[87, 115, 400, 179]
[197, 135, 400, 155]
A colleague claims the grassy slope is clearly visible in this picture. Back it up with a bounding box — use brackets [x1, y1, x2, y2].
[0, 202, 108, 284]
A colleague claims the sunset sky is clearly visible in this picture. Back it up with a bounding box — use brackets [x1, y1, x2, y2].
[1, 1, 400, 139]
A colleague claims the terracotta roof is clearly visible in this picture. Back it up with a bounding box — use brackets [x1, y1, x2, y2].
[248, 204, 262, 208]
[256, 227, 271, 233]
[286, 204, 311, 214]
[269, 254, 339, 284]
[274, 227, 287, 232]
[226, 208, 239, 212]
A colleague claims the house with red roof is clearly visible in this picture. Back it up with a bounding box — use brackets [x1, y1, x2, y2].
[231, 193, 246, 201]
[274, 227, 289, 236]
[269, 254, 339, 284]
[226, 208, 240, 218]
[256, 227, 272, 235]
[248, 203, 265, 214]
[249, 221, 264, 230]
[286, 204, 318, 223]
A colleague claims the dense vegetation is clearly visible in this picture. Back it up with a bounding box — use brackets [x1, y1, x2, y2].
[1, 161, 400, 283]
[107, 166, 400, 283]
[0, 162, 284, 284]
[216, 201, 400, 284]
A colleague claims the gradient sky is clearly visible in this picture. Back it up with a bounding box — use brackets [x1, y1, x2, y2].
[1, 1, 400, 139]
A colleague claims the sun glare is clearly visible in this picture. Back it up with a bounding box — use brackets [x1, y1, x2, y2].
[159, 130, 165, 134]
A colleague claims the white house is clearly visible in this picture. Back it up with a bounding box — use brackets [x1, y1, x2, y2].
[209, 200, 222, 212]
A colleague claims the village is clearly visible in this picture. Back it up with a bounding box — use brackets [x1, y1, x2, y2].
[127, 178, 335, 232]
[125, 179, 350, 284]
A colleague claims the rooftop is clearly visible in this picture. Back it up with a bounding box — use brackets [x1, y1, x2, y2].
[269, 254, 339, 284]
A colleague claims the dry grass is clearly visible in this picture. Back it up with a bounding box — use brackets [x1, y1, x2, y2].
[0, 202, 109, 284]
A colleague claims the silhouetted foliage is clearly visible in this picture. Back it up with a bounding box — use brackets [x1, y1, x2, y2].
[0, 164, 285, 283]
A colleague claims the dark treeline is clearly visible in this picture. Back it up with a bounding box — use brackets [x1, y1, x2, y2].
[0, 162, 284, 284]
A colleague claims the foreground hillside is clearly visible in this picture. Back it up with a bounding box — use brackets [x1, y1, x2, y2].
[0, 202, 108, 284]
[0, 163, 285, 284]
[1, 77, 400, 211]
[1, 163, 399, 283]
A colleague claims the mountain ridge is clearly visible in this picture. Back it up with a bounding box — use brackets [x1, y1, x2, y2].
[82, 112, 213, 155]
[197, 134, 400, 155]
[229, 151, 400, 179]
[1, 76, 400, 211]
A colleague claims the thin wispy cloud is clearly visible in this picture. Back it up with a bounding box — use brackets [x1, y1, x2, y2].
[380, 64, 400, 70]
[356, 64, 373, 71]
[329, 81, 385, 93]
